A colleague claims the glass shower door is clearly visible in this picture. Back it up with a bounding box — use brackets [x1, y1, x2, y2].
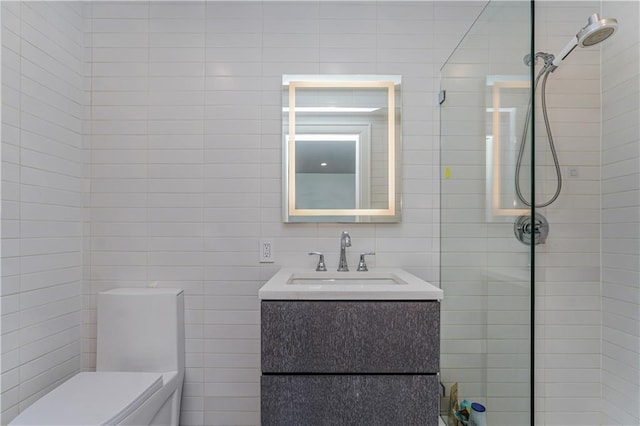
[439, 2, 533, 425]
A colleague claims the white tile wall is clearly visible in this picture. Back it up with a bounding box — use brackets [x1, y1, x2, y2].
[1, 2, 86, 423]
[534, 4, 604, 424]
[82, 2, 481, 425]
[601, 1, 640, 425]
[531, 3, 635, 425]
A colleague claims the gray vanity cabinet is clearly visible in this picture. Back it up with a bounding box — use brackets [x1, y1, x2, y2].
[260, 300, 441, 425]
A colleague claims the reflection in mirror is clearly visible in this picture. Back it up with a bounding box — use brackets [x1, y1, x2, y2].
[283, 75, 401, 223]
[485, 75, 530, 221]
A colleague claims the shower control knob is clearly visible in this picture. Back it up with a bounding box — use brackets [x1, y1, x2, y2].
[514, 213, 549, 245]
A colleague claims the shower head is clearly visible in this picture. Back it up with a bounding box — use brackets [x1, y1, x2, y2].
[551, 13, 618, 67]
[578, 13, 618, 46]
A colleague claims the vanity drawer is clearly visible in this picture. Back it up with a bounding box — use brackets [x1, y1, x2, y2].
[261, 374, 439, 426]
[261, 300, 440, 373]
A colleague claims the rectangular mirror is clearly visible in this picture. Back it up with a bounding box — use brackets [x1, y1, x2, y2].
[282, 75, 402, 223]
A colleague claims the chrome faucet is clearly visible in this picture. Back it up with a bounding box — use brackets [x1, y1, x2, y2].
[338, 231, 351, 271]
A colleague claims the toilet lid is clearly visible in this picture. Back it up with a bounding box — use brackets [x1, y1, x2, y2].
[11, 372, 163, 425]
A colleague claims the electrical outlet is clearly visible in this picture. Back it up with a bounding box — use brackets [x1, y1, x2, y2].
[260, 239, 274, 263]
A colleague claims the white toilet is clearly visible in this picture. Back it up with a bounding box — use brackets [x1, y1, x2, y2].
[10, 288, 185, 426]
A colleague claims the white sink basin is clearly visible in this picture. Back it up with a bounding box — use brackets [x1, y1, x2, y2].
[259, 268, 443, 300]
[287, 271, 407, 286]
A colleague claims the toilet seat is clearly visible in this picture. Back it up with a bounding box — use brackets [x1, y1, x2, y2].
[11, 371, 163, 425]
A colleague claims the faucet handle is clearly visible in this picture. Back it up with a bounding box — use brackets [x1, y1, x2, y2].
[308, 252, 327, 271]
[357, 252, 375, 272]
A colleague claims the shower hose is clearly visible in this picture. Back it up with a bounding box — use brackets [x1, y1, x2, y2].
[515, 53, 563, 208]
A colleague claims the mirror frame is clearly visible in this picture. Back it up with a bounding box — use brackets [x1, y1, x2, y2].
[284, 76, 400, 221]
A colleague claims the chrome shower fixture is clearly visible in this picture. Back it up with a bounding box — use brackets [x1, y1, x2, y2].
[514, 213, 549, 245]
[515, 12, 619, 210]
[552, 13, 618, 68]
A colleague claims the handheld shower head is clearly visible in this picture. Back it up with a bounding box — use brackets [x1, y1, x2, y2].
[578, 13, 618, 46]
[551, 13, 618, 67]
[517, 13, 619, 210]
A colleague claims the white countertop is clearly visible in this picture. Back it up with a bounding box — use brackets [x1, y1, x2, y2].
[258, 268, 443, 301]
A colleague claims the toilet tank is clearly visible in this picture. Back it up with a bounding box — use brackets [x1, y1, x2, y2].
[97, 288, 185, 374]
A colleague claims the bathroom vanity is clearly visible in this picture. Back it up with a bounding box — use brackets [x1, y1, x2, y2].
[259, 268, 443, 425]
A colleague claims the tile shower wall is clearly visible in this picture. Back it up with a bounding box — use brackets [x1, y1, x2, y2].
[601, 1, 640, 424]
[534, 2, 603, 425]
[83, 2, 481, 425]
[1, 2, 86, 423]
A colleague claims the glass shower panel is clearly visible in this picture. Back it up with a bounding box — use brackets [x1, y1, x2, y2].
[439, 2, 533, 425]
